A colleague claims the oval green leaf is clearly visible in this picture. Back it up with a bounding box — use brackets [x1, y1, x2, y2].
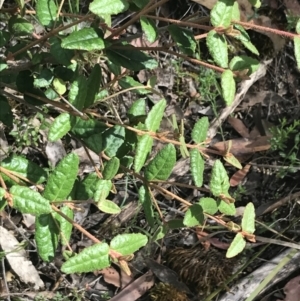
[110, 233, 148, 256]
[210, 0, 234, 28]
[103, 157, 120, 180]
[221, 70, 236, 106]
[61, 243, 110, 273]
[98, 199, 121, 214]
[48, 112, 72, 142]
[241, 202, 255, 234]
[183, 204, 204, 227]
[191, 116, 209, 144]
[140, 16, 157, 43]
[134, 134, 153, 172]
[210, 159, 230, 197]
[89, 0, 129, 17]
[199, 197, 218, 215]
[145, 98, 166, 132]
[226, 233, 246, 258]
[145, 144, 176, 181]
[190, 149, 204, 187]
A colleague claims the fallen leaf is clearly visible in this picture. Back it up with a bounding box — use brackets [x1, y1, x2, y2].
[230, 163, 251, 186]
[227, 116, 250, 138]
[0, 226, 44, 290]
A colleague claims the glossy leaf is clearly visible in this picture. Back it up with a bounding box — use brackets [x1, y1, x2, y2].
[52, 78, 67, 95]
[134, 134, 153, 172]
[226, 233, 246, 258]
[10, 186, 51, 215]
[241, 202, 255, 234]
[33, 69, 53, 88]
[76, 173, 100, 200]
[84, 64, 102, 107]
[61, 243, 110, 273]
[294, 37, 300, 69]
[210, 160, 230, 197]
[218, 200, 236, 215]
[61, 28, 105, 51]
[56, 205, 73, 246]
[36, 0, 57, 27]
[190, 149, 204, 187]
[128, 98, 146, 122]
[229, 55, 259, 75]
[145, 98, 166, 132]
[48, 113, 72, 142]
[43, 153, 79, 201]
[138, 185, 154, 227]
[221, 70, 235, 106]
[98, 199, 121, 214]
[110, 233, 148, 256]
[140, 16, 157, 43]
[183, 204, 204, 227]
[8, 16, 34, 36]
[89, 0, 128, 17]
[35, 213, 60, 261]
[210, 0, 234, 28]
[103, 157, 120, 180]
[206, 30, 228, 68]
[191, 117, 209, 144]
[106, 47, 158, 71]
[168, 24, 196, 56]
[199, 197, 218, 215]
[103, 125, 125, 157]
[145, 144, 176, 181]
[68, 75, 87, 111]
[94, 179, 112, 203]
[84, 133, 103, 154]
[119, 76, 149, 94]
[0, 155, 47, 184]
[49, 37, 74, 66]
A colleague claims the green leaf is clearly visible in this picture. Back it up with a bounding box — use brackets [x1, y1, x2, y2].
[94, 179, 112, 202]
[294, 37, 300, 69]
[68, 75, 87, 111]
[191, 117, 209, 144]
[296, 19, 300, 34]
[210, 160, 230, 197]
[152, 225, 168, 241]
[140, 16, 157, 43]
[231, 1, 240, 21]
[241, 202, 255, 234]
[103, 125, 125, 157]
[229, 55, 259, 75]
[61, 28, 105, 51]
[210, 0, 234, 28]
[221, 70, 236, 106]
[89, 0, 129, 17]
[49, 37, 74, 66]
[84, 64, 102, 108]
[98, 199, 121, 214]
[233, 25, 259, 55]
[0, 31, 10, 47]
[218, 200, 236, 215]
[43, 153, 79, 201]
[110, 233, 148, 256]
[76, 173, 99, 200]
[8, 15, 34, 36]
[0, 96, 13, 127]
[248, 0, 261, 8]
[35, 213, 60, 261]
[138, 185, 154, 227]
[48, 113, 72, 142]
[134, 134, 153, 172]
[36, 0, 57, 27]
[128, 98, 146, 122]
[206, 30, 228, 68]
[56, 205, 73, 246]
[183, 204, 204, 227]
[61, 243, 110, 273]
[145, 99, 166, 132]
[118, 76, 149, 94]
[10, 186, 51, 215]
[83, 133, 103, 154]
[0, 188, 5, 199]
[190, 149, 204, 187]
[199, 197, 218, 215]
[106, 46, 158, 71]
[71, 117, 107, 138]
[52, 78, 67, 95]
[224, 153, 242, 169]
[103, 157, 120, 180]
[0, 155, 47, 184]
[226, 233, 246, 258]
[168, 25, 196, 56]
[145, 144, 176, 181]
[132, 0, 149, 8]
[34, 69, 53, 88]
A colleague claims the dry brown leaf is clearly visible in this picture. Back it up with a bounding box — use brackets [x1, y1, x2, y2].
[230, 163, 251, 187]
[109, 271, 155, 301]
[283, 0, 300, 16]
[98, 267, 133, 288]
[211, 136, 271, 156]
[277, 275, 300, 301]
[0, 226, 44, 290]
[227, 116, 250, 138]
